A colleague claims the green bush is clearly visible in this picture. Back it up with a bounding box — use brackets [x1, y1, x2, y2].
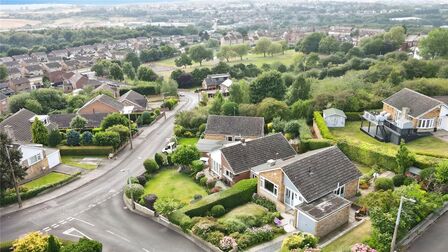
[0, 173, 81, 206]
[154, 198, 185, 216]
[183, 178, 257, 217]
[392, 174, 406, 187]
[61, 238, 102, 252]
[252, 194, 277, 212]
[211, 205, 226, 217]
[298, 119, 312, 140]
[191, 160, 204, 173]
[80, 131, 93, 146]
[59, 146, 113, 156]
[281, 232, 318, 251]
[129, 177, 140, 184]
[199, 176, 208, 186]
[218, 218, 247, 233]
[119, 84, 157, 96]
[345, 112, 363, 121]
[66, 130, 81, 146]
[124, 183, 145, 200]
[154, 152, 165, 167]
[143, 159, 159, 173]
[299, 139, 333, 153]
[206, 231, 225, 246]
[0, 241, 12, 252]
[374, 178, 394, 191]
[93, 131, 121, 149]
[313, 111, 334, 139]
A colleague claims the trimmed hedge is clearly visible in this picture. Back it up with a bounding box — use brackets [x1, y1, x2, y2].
[298, 119, 312, 140]
[169, 179, 258, 227]
[59, 146, 114, 156]
[299, 139, 334, 153]
[345, 112, 363, 121]
[0, 172, 81, 206]
[313, 111, 334, 139]
[119, 84, 157, 96]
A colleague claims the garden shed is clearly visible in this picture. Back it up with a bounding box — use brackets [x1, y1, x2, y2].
[323, 108, 347, 128]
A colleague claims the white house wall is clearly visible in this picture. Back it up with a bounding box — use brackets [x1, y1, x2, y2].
[47, 150, 61, 169]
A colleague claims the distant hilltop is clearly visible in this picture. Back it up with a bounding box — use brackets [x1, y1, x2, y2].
[1, 0, 177, 4]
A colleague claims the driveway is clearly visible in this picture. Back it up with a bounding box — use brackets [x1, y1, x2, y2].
[433, 129, 448, 142]
[407, 212, 448, 252]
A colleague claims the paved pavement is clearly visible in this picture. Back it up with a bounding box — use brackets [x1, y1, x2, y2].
[52, 164, 84, 175]
[407, 212, 448, 252]
[0, 92, 203, 252]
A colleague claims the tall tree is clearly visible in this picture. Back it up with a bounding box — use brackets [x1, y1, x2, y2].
[70, 115, 88, 129]
[31, 119, 48, 145]
[175, 53, 192, 68]
[250, 70, 286, 103]
[420, 28, 448, 58]
[395, 140, 415, 174]
[122, 62, 136, 80]
[229, 80, 251, 104]
[232, 44, 249, 60]
[208, 92, 224, 115]
[188, 45, 213, 66]
[0, 65, 8, 81]
[125, 52, 141, 69]
[0, 132, 26, 193]
[47, 129, 62, 147]
[137, 66, 158, 82]
[318, 36, 340, 54]
[268, 42, 283, 56]
[384, 26, 406, 48]
[109, 63, 124, 81]
[286, 76, 311, 104]
[171, 145, 200, 169]
[254, 38, 272, 57]
[47, 235, 60, 252]
[297, 33, 324, 53]
[217, 45, 237, 62]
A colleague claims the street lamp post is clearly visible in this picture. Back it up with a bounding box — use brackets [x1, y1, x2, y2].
[390, 196, 416, 252]
[121, 168, 135, 209]
[5, 145, 22, 208]
[122, 106, 134, 150]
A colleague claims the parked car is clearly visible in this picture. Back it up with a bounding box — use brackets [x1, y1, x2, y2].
[162, 142, 177, 154]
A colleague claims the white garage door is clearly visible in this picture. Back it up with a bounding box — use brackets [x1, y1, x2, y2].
[47, 150, 61, 168]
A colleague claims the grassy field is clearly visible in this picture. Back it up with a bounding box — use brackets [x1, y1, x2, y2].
[220, 203, 268, 220]
[143, 169, 207, 203]
[151, 50, 299, 77]
[322, 220, 372, 252]
[331, 121, 448, 158]
[61, 156, 99, 170]
[21, 172, 70, 190]
[177, 137, 199, 146]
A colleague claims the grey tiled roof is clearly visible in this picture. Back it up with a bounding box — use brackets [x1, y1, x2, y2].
[221, 133, 296, 174]
[0, 109, 36, 143]
[205, 115, 264, 137]
[296, 194, 351, 220]
[282, 146, 361, 202]
[383, 88, 443, 117]
[118, 90, 147, 109]
[80, 94, 124, 112]
[49, 113, 108, 129]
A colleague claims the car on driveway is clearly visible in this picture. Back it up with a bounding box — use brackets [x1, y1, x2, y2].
[162, 142, 177, 154]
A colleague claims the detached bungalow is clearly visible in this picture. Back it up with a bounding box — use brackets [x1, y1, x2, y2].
[209, 133, 296, 185]
[77, 94, 124, 115]
[19, 144, 61, 180]
[254, 146, 361, 237]
[118, 90, 147, 111]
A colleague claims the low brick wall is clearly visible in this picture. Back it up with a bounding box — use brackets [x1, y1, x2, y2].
[122, 194, 221, 252]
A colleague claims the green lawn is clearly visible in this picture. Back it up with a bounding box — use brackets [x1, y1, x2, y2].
[177, 137, 199, 146]
[220, 203, 268, 220]
[355, 162, 373, 175]
[143, 169, 207, 203]
[61, 156, 99, 170]
[322, 220, 372, 252]
[331, 121, 448, 158]
[21, 172, 70, 190]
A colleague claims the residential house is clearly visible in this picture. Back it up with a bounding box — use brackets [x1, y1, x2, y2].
[204, 115, 264, 141]
[220, 31, 244, 46]
[9, 78, 31, 93]
[0, 82, 15, 96]
[12, 54, 32, 63]
[0, 57, 14, 63]
[49, 49, 69, 58]
[65, 73, 88, 91]
[46, 70, 67, 88]
[220, 79, 233, 95]
[31, 52, 48, 62]
[323, 108, 346, 128]
[94, 83, 118, 98]
[24, 65, 44, 77]
[254, 146, 361, 237]
[7, 67, 22, 79]
[3, 61, 19, 69]
[77, 94, 124, 115]
[402, 34, 427, 51]
[118, 90, 147, 111]
[47, 56, 62, 63]
[22, 58, 39, 67]
[209, 133, 296, 185]
[202, 74, 231, 90]
[361, 88, 448, 144]
[18, 144, 61, 180]
[43, 62, 63, 72]
[48, 113, 108, 129]
[63, 60, 80, 71]
[0, 93, 8, 115]
[0, 109, 37, 143]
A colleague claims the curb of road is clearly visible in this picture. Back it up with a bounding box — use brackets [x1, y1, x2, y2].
[0, 94, 194, 217]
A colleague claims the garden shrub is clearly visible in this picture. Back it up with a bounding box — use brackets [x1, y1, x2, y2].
[119, 84, 157, 96]
[191, 160, 204, 174]
[298, 119, 312, 140]
[143, 159, 159, 173]
[59, 146, 113, 156]
[284, 120, 300, 137]
[48, 129, 62, 147]
[136, 174, 147, 186]
[206, 231, 225, 246]
[211, 205, 226, 217]
[237, 233, 254, 250]
[261, 212, 281, 225]
[142, 194, 158, 210]
[238, 215, 263, 227]
[299, 139, 333, 153]
[154, 198, 185, 216]
[154, 152, 165, 167]
[66, 130, 81, 146]
[80, 131, 93, 146]
[246, 225, 274, 243]
[124, 183, 145, 200]
[393, 174, 406, 187]
[313, 111, 334, 139]
[206, 178, 216, 189]
[191, 218, 220, 238]
[174, 124, 184, 137]
[140, 111, 153, 125]
[12, 232, 48, 252]
[374, 178, 394, 191]
[198, 123, 206, 134]
[219, 236, 237, 252]
[129, 177, 139, 184]
[182, 178, 257, 217]
[252, 194, 277, 212]
[218, 218, 247, 233]
[345, 112, 363, 121]
[61, 238, 102, 252]
[93, 131, 120, 149]
[195, 171, 205, 181]
[281, 232, 318, 251]
[199, 176, 208, 186]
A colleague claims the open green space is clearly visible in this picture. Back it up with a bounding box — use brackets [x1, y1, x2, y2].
[331, 121, 448, 158]
[177, 137, 199, 146]
[21, 172, 70, 190]
[143, 168, 207, 204]
[61, 156, 100, 170]
[322, 220, 372, 252]
[220, 203, 268, 220]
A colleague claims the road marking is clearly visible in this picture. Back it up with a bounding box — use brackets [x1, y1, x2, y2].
[59, 220, 67, 224]
[142, 248, 151, 252]
[42, 227, 51, 232]
[67, 217, 74, 221]
[106, 230, 130, 242]
[51, 224, 59, 228]
[88, 203, 96, 208]
[62, 227, 92, 240]
[73, 218, 95, 227]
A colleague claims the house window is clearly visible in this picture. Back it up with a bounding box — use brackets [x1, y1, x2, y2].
[260, 177, 278, 197]
[418, 119, 435, 129]
[334, 185, 345, 197]
[226, 136, 233, 141]
[29, 153, 42, 165]
[224, 170, 233, 178]
[234, 136, 241, 142]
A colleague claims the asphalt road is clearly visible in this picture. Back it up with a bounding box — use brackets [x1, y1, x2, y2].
[407, 211, 448, 252]
[0, 92, 203, 252]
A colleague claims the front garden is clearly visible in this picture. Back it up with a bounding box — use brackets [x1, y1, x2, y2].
[321, 220, 372, 252]
[60, 156, 102, 170]
[21, 172, 70, 190]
